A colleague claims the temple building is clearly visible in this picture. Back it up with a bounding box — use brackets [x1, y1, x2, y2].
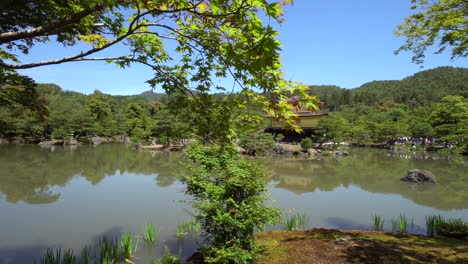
[263, 96, 328, 140]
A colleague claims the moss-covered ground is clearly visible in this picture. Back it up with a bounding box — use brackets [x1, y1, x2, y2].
[255, 228, 468, 264]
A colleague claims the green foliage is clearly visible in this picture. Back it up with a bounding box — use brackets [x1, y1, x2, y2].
[371, 214, 385, 231]
[120, 232, 133, 260]
[391, 214, 409, 233]
[182, 144, 280, 264]
[125, 103, 154, 143]
[300, 138, 312, 151]
[316, 113, 350, 142]
[238, 132, 275, 155]
[437, 218, 468, 238]
[430, 95, 468, 144]
[395, 0, 467, 64]
[153, 246, 181, 264]
[283, 213, 309, 231]
[426, 214, 445, 236]
[143, 224, 159, 244]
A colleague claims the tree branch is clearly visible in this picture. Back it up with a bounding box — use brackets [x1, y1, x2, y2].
[0, 4, 102, 44]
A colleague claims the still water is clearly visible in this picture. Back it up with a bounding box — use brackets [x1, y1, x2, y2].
[0, 144, 467, 263]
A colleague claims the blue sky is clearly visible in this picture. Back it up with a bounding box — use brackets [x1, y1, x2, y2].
[17, 1, 467, 95]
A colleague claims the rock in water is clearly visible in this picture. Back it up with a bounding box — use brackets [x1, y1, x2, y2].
[400, 169, 435, 183]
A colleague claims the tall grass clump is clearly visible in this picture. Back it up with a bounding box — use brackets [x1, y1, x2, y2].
[391, 214, 409, 233]
[283, 213, 309, 231]
[371, 214, 385, 231]
[184, 219, 201, 235]
[80, 247, 91, 264]
[120, 232, 133, 260]
[176, 224, 186, 239]
[36, 249, 76, 264]
[144, 223, 160, 244]
[36, 234, 140, 264]
[426, 214, 445, 236]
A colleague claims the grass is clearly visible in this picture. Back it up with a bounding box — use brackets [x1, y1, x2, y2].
[426, 214, 445, 236]
[120, 232, 133, 260]
[80, 247, 91, 264]
[144, 223, 160, 244]
[371, 214, 384, 231]
[37, 233, 140, 264]
[176, 224, 186, 239]
[184, 219, 201, 235]
[283, 213, 309, 231]
[176, 219, 201, 239]
[391, 214, 409, 233]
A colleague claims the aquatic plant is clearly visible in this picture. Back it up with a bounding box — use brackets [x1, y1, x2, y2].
[120, 232, 133, 260]
[283, 213, 309, 231]
[37, 249, 75, 264]
[184, 219, 201, 235]
[426, 214, 445, 236]
[36, 234, 141, 264]
[176, 224, 186, 239]
[80, 247, 91, 264]
[371, 214, 385, 231]
[391, 214, 409, 233]
[144, 224, 160, 244]
[37, 249, 61, 264]
[152, 246, 181, 264]
[437, 218, 468, 238]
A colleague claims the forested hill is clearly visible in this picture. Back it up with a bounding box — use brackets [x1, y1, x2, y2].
[114, 90, 166, 102]
[311, 66, 468, 111]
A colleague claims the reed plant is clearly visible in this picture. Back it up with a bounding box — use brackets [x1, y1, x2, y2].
[184, 219, 201, 235]
[426, 214, 445, 236]
[120, 232, 133, 260]
[176, 224, 186, 239]
[283, 213, 309, 231]
[398, 214, 408, 233]
[144, 223, 160, 244]
[391, 214, 409, 233]
[80, 247, 91, 264]
[371, 214, 385, 231]
[62, 250, 76, 264]
[37, 234, 140, 264]
[37, 249, 61, 264]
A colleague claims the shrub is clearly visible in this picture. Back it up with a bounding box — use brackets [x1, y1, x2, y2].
[182, 144, 280, 264]
[300, 137, 313, 151]
[238, 132, 275, 155]
[437, 218, 468, 238]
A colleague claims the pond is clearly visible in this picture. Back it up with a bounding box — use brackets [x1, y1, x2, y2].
[1, 144, 467, 263]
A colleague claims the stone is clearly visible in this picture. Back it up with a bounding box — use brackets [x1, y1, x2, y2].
[92, 136, 102, 145]
[308, 148, 319, 156]
[400, 169, 435, 183]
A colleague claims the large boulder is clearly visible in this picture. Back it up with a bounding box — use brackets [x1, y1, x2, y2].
[400, 169, 435, 183]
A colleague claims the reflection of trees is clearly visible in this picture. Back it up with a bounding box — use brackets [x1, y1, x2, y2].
[0, 144, 183, 204]
[267, 149, 468, 210]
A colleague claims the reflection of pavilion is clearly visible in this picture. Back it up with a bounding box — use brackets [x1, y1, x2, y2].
[273, 161, 322, 194]
[275, 175, 316, 195]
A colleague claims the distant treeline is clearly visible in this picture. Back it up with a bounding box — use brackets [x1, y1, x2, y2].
[312, 67, 467, 153]
[1, 67, 467, 151]
[0, 79, 192, 143]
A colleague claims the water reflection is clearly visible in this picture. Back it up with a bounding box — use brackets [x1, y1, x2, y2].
[266, 148, 468, 210]
[1, 145, 467, 211]
[0, 144, 467, 263]
[0, 144, 183, 204]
